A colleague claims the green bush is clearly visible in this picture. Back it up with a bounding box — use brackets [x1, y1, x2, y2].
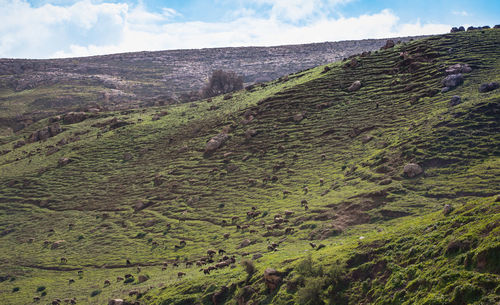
[296, 277, 325, 305]
[36, 286, 46, 292]
[90, 289, 101, 297]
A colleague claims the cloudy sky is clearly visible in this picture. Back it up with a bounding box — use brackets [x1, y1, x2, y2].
[1, 0, 498, 59]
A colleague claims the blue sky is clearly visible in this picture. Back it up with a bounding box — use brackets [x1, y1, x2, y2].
[1, 0, 499, 58]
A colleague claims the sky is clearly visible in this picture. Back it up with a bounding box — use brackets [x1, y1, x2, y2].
[0, 0, 498, 59]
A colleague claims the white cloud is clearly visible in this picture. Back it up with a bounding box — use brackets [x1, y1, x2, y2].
[452, 10, 469, 16]
[0, 0, 450, 59]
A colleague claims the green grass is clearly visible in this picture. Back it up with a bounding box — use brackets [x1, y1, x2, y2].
[0, 29, 499, 304]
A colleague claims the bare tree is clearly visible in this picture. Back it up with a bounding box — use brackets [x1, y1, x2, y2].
[202, 70, 243, 98]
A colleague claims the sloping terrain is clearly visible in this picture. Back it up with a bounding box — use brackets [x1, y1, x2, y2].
[0, 29, 499, 305]
[0, 36, 423, 136]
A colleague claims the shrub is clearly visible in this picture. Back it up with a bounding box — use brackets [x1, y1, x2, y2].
[124, 277, 134, 284]
[296, 255, 323, 277]
[241, 259, 256, 277]
[36, 286, 46, 292]
[202, 70, 243, 98]
[77, 235, 84, 241]
[41, 291, 47, 297]
[296, 277, 325, 305]
[135, 232, 147, 238]
[90, 289, 101, 297]
[12, 287, 19, 292]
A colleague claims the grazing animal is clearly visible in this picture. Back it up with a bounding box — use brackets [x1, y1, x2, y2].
[303, 187, 309, 194]
[104, 279, 111, 286]
[162, 266, 167, 271]
[179, 240, 186, 246]
[77, 270, 83, 276]
[304, 205, 309, 211]
[68, 279, 75, 284]
[284, 210, 294, 217]
[223, 233, 230, 239]
[33, 296, 41, 302]
[218, 249, 226, 255]
[301, 199, 308, 206]
[177, 272, 186, 278]
[317, 244, 326, 250]
[231, 216, 239, 223]
[116, 276, 124, 281]
[172, 262, 179, 267]
[285, 227, 294, 234]
[309, 242, 317, 248]
[137, 267, 141, 273]
[320, 178, 324, 185]
[185, 261, 193, 267]
[126, 259, 131, 265]
[207, 249, 216, 256]
[152, 241, 159, 247]
[124, 274, 133, 278]
[60, 257, 67, 264]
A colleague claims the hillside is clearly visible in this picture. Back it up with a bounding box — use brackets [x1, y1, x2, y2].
[0, 36, 424, 136]
[0, 28, 499, 305]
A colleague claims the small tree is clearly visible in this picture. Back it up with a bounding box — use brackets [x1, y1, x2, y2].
[202, 70, 243, 98]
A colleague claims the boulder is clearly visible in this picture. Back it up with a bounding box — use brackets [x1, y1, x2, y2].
[442, 74, 464, 89]
[348, 80, 362, 92]
[403, 163, 423, 178]
[58, 157, 70, 166]
[479, 82, 500, 93]
[245, 129, 257, 139]
[138, 275, 148, 283]
[445, 63, 472, 74]
[381, 39, 395, 49]
[205, 133, 230, 154]
[449, 95, 462, 106]
[63, 112, 88, 124]
[240, 239, 252, 248]
[263, 268, 281, 292]
[293, 112, 305, 122]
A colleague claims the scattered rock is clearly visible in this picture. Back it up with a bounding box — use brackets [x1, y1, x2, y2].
[138, 275, 148, 283]
[205, 133, 230, 154]
[479, 82, 500, 93]
[123, 153, 133, 161]
[403, 163, 423, 178]
[58, 157, 70, 166]
[63, 112, 88, 124]
[445, 63, 472, 74]
[379, 178, 392, 185]
[449, 95, 462, 106]
[245, 129, 257, 139]
[13, 140, 26, 149]
[28, 123, 62, 142]
[252, 253, 263, 260]
[293, 112, 305, 122]
[263, 268, 282, 292]
[50, 240, 65, 249]
[442, 74, 464, 90]
[348, 80, 362, 92]
[239, 239, 252, 248]
[108, 299, 124, 305]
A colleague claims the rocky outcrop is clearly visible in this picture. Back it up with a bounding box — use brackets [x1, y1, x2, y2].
[28, 123, 62, 142]
[63, 112, 88, 124]
[263, 268, 282, 292]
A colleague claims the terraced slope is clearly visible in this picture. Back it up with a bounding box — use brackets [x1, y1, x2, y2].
[0, 29, 499, 305]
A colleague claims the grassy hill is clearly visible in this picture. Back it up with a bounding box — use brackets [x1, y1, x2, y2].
[0, 28, 498, 305]
[0, 36, 424, 137]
